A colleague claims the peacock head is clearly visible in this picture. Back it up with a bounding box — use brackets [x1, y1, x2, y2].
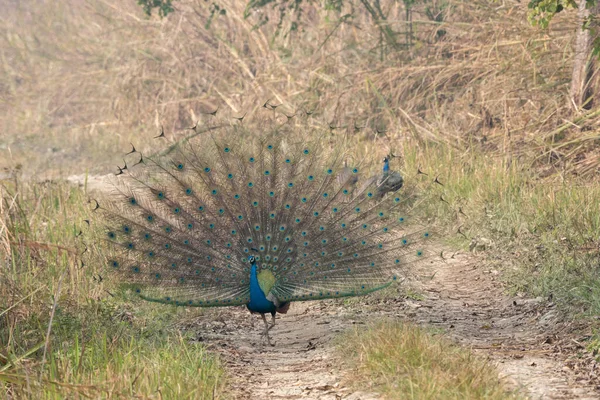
[247, 255, 256, 264]
[383, 156, 390, 172]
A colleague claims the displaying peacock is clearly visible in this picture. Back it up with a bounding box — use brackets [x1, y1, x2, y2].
[91, 113, 455, 345]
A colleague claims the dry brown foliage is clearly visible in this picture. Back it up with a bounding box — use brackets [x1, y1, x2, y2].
[1, 0, 598, 177]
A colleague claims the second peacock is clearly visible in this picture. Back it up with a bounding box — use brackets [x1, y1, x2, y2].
[93, 114, 453, 345]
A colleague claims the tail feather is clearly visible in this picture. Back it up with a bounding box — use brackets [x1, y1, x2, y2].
[92, 113, 460, 307]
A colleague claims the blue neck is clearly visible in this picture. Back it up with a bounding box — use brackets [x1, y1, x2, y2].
[248, 263, 276, 314]
[383, 159, 389, 173]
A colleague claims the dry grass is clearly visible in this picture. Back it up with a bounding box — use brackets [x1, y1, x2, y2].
[339, 320, 517, 399]
[2, 0, 596, 177]
[0, 180, 224, 398]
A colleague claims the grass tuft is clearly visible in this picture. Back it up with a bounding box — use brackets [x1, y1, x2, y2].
[338, 320, 516, 399]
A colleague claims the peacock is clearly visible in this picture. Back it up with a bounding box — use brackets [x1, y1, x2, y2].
[91, 113, 453, 345]
[377, 155, 404, 198]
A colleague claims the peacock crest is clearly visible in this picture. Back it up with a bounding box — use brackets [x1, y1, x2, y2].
[90, 111, 458, 344]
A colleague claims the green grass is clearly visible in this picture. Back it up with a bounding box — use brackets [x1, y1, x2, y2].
[338, 320, 517, 399]
[399, 142, 600, 317]
[0, 179, 224, 398]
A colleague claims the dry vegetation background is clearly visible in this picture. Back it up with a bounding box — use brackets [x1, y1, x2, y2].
[1, 0, 596, 177]
[2, 0, 600, 397]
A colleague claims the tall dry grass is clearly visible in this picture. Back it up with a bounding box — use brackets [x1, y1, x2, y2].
[339, 321, 516, 399]
[2, 0, 594, 178]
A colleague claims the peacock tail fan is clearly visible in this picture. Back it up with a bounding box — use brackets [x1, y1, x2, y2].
[90, 112, 461, 309]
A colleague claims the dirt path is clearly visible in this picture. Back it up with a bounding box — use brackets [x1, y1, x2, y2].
[186, 252, 600, 399]
[191, 303, 379, 399]
[410, 254, 599, 399]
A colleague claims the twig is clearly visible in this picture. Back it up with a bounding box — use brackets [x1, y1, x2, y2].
[40, 268, 67, 381]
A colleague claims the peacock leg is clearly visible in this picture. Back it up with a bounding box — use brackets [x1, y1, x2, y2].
[267, 313, 276, 331]
[261, 313, 274, 346]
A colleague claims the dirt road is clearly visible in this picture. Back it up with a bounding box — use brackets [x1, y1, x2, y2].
[189, 253, 599, 399]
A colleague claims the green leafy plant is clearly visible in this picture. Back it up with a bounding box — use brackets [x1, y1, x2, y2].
[527, 0, 593, 29]
[138, 0, 175, 17]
